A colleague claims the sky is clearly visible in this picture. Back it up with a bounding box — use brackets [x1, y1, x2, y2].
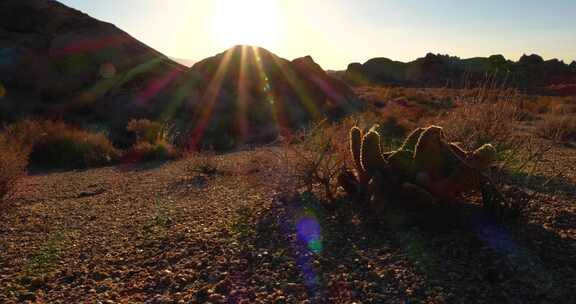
[59, 0, 576, 70]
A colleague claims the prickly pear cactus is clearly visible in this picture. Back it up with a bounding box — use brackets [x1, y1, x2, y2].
[360, 131, 388, 174]
[387, 150, 414, 178]
[340, 124, 497, 216]
[413, 126, 447, 178]
[471, 144, 497, 169]
[401, 127, 426, 152]
[349, 126, 363, 173]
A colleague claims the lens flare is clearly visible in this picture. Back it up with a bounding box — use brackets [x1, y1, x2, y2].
[297, 217, 323, 254]
[99, 62, 116, 79]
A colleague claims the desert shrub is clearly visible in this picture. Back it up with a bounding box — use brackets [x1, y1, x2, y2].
[126, 119, 178, 161]
[431, 99, 523, 150]
[126, 119, 164, 144]
[536, 115, 576, 142]
[127, 140, 177, 162]
[6, 120, 120, 169]
[268, 115, 383, 201]
[0, 134, 28, 200]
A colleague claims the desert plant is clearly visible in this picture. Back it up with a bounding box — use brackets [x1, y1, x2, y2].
[6, 120, 120, 169]
[126, 119, 165, 144]
[338, 125, 498, 215]
[0, 134, 28, 201]
[184, 151, 219, 176]
[536, 114, 576, 142]
[127, 140, 177, 162]
[125, 119, 178, 162]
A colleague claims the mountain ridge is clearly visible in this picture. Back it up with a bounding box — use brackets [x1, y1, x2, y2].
[344, 53, 576, 92]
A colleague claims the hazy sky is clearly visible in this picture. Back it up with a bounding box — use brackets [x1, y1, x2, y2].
[59, 0, 576, 70]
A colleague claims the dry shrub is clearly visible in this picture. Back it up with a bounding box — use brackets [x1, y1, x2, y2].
[431, 99, 523, 150]
[536, 115, 576, 142]
[260, 120, 354, 201]
[0, 134, 28, 200]
[427, 90, 560, 206]
[6, 120, 120, 169]
[126, 119, 164, 144]
[264, 113, 393, 201]
[126, 119, 178, 161]
[128, 140, 177, 162]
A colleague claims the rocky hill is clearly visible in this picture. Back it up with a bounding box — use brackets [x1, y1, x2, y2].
[163, 46, 359, 149]
[0, 0, 186, 134]
[345, 53, 576, 93]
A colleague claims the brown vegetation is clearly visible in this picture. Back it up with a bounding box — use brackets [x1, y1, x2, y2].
[0, 135, 27, 201]
[6, 120, 120, 169]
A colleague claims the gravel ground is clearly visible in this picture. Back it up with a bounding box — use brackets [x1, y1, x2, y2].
[0, 146, 574, 303]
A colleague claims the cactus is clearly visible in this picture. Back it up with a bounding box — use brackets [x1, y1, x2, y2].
[413, 126, 448, 178]
[339, 124, 496, 217]
[471, 144, 496, 169]
[399, 182, 438, 208]
[401, 127, 426, 151]
[360, 131, 388, 174]
[387, 149, 414, 178]
[349, 126, 363, 173]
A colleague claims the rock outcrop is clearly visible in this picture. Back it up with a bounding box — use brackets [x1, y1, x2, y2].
[345, 53, 576, 93]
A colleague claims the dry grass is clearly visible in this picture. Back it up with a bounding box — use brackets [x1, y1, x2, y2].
[535, 114, 576, 142]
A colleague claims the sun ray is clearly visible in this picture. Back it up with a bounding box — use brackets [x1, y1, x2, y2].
[135, 68, 183, 106]
[251, 46, 288, 137]
[270, 56, 324, 121]
[70, 57, 166, 109]
[188, 48, 234, 149]
[236, 45, 250, 144]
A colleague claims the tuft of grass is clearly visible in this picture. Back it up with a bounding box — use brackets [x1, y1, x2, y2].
[230, 206, 256, 243]
[141, 200, 176, 245]
[24, 231, 65, 275]
[184, 151, 220, 176]
[536, 114, 576, 142]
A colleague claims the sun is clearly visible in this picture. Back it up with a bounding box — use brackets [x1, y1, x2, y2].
[212, 0, 281, 48]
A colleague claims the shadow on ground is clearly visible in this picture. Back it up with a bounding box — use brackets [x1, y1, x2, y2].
[248, 193, 576, 303]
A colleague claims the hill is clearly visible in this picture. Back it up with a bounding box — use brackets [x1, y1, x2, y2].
[166, 46, 359, 149]
[0, 0, 186, 137]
